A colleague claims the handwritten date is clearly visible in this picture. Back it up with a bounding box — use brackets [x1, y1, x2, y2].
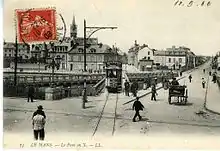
[174, 0, 211, 7]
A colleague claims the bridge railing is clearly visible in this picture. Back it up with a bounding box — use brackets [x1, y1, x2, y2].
[3, 74, 105, 85]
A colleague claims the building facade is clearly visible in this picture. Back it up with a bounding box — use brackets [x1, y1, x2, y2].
[68, 43, 121, 73]
[128, 40, 148, 68]
[153, 46, 196, 70]
[3, 42, 31, 60]
[139, 57, 153, 71]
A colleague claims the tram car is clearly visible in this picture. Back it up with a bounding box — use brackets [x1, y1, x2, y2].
[105, 61, 122, 93]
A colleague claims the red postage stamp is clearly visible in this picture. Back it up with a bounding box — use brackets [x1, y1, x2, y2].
[16, 8, 57, 43]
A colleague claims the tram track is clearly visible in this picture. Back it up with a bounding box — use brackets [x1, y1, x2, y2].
[92, 91, 119, 137]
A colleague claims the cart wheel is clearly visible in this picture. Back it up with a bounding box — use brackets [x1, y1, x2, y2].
[168, 96, 172, 104]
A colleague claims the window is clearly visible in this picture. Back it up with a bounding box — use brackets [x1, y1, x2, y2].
[9, 49, 11, 52]
[179, 58, 182, 63]
[62, 55, 65, 59]
[148, 51, 150, 55]
[91, 55, 95, 62]
[78, 48, 83, 53]
[148, 57, 150, 60]
[90, 48, 96, 53]
[9, 54, 11, 57]
[27, 50, 30, 53]
[173, 58, 176, 63]
[168, 58, 171, 63]
[4, 54, 7, 57]
[5, 50, 7, 53]
[87, 56, 91, 61]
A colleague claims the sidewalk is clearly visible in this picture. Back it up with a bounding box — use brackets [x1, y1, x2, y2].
[205, 77, 220, 115]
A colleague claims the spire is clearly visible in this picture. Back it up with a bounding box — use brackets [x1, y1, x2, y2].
[70, 13, 77, 38]
[72, 14, 76, 25]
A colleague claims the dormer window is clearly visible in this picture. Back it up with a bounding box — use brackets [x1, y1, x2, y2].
[78, 48, 83, 53]
[90, 48, 96, 53]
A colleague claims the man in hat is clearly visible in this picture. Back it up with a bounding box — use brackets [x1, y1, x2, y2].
[32, 105, 46, 119]
[132, 97, 144, 122]
[32, 106, 46, 140]
[124, 80, 130, 96]
[151, 84, 157, 101]
[202, 78, 206, 89]
[188, 74, 192, 83]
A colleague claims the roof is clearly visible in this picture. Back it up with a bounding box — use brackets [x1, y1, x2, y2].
[154, 50, 187, 56]
[68, 44, 113, 54]
[4, 42, 30, 49]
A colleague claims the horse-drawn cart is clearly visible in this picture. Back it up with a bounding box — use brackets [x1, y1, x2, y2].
[168, 85, 188, 104]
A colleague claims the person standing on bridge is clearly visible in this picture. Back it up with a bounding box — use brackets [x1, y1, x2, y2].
[132, 97, 144, 122]
[27, 84, 35, 102]
[203, 69, 206, 74]
[124, 80, 130, 96]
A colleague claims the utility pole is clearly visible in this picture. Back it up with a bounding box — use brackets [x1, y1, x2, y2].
[14, 33, 18, 86]
[84, 20, 87, 72]
[82, 19, 117, 108]
[83, 19, 117, 72]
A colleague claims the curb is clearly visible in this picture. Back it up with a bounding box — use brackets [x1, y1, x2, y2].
[123, 75, 186, 105]
[204, 75, 220, 115]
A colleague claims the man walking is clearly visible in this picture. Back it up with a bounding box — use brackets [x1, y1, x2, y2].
[32, 105, 46, 140]
[27, 84, 35, 102]
[151, 84, 157, 101]
[202, 78, 206, 89]
[188, 74, 192, 83]
[212, 73, 217, 83]
[132, 97, 144, 122]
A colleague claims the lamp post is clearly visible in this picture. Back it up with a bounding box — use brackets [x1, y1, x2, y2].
[14, 33, 18, 86]
[47, 56, 61, 87]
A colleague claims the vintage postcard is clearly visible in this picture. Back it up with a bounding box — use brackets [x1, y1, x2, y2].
[3, 0, 220, 149]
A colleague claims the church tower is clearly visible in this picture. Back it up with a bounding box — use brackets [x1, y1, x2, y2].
[70, 14, 77, 38]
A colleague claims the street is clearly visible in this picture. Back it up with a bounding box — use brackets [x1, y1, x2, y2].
[3, 62, 220, 149]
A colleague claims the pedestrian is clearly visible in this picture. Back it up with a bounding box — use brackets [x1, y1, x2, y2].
[212, 73, 217, 83]
[203, 69, 205, 73]
[32, 105, 46, 140]
[209, 71, 212, 76]
[132, 97, 144, 122]
[151, 84, 157, 101]
[188, 74, 192, 83]
[124, 80, 130, 96]
[131, 81, 138, 97]
[27, 84, 35, 102]
[180, 71, 183, 77]
[202, 78, 206, 89]
[32, 105, 46, 119]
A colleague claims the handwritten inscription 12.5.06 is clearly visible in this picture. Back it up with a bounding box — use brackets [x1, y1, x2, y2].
[174, 0, 211, 7]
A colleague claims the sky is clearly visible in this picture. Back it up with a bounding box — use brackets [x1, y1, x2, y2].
[3, 0, 220, 56]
